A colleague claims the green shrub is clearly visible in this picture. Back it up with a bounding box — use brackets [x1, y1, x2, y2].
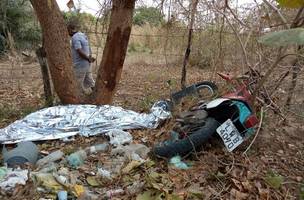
[133, 7, 165, 26]
[0, 0, 41, 51]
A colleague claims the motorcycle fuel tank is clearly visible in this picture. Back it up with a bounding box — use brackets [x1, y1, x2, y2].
[206, 98, 230, 109]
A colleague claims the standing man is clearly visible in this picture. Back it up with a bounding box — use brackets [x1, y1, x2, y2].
[67, 22, 95, 94]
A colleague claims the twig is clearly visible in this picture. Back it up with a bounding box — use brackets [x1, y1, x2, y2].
[184, 133, 201, 161]
[226, 4, 248, 28]
[243, 107, 264, 155]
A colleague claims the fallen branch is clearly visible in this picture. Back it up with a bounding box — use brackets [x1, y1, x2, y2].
[243, 107, 264, 155]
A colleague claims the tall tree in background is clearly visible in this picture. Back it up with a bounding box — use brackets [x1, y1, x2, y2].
[30, 0, 136, 104]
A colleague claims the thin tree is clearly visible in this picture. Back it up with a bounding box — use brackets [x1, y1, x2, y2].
[181, 0, 199, 89]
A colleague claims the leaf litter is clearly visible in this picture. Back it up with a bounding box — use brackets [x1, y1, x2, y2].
[0, 63, 303, 199]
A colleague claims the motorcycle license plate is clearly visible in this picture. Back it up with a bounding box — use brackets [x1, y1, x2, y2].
[216, 119, 244, 152]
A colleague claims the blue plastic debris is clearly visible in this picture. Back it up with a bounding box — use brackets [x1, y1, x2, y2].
[169, 156, 190, 170]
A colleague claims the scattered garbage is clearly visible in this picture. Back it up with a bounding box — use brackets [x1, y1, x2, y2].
[111, 144, 150, 160]
[72, 184, 85, 197]
[67, 150, 87, 168]
[57, 190, 68, 200]
[105, 188, 124, 198]
[58, 167, 70, 177]
[0, 168, 28, 190]
[104, 156, 126, 175]
[85, 143, 109, 154]
[0, 101, 171, 144]
[97, 168, 112, 180]
[36, 150, 64, 168]
[3, 141, 38, 167]
[0, 166, 8, 180]
[79, 190, 99, 200]
[53, 173, 69, 187]
[38, 162, 58, 173]
[86, 176, 100, 187]
[32, 172, 63, 192]
[106, 129, 133, 146]
[169, 156, 190, 170]
[66, 143, 110, 168]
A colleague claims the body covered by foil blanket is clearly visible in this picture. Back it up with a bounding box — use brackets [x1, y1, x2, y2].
[0, 101, 171, 144]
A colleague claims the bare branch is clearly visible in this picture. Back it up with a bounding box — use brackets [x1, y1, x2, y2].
[261, 0, 288, 29]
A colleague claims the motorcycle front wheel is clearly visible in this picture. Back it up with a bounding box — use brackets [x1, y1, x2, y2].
[152, 117, 220, 158]
[171, 81, 218, 105]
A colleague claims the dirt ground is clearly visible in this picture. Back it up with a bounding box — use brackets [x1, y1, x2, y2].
[0, 56, 303, 200]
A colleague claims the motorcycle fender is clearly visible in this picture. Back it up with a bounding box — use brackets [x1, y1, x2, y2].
[206, 98, 230, 109]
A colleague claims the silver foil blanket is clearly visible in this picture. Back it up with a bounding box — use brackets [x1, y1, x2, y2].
[0, 101, 171, 144]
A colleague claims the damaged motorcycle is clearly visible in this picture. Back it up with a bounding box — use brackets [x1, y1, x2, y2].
[153, 72, 259, 158]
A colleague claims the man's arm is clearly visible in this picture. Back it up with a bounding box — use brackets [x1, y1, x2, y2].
[76, 48, 95, 63]
[72, 34, 95, 63]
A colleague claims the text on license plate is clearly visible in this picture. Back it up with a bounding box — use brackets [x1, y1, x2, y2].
[216, 119, 244, 152]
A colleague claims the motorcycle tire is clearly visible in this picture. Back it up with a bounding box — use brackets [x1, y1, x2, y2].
[171, 81, 218, 105]
[195, 81, 218, 98]
[153, 117, 220, 158]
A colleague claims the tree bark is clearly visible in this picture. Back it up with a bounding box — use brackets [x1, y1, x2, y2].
[93, 0, 135, 104]
[36, 47, 53, 106]
[30, 0, 81, 104]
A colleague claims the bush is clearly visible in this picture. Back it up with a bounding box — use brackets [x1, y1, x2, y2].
[0, 0, 41, 52]
[63, 11, 96, 32]
[133, 7, 165, 26]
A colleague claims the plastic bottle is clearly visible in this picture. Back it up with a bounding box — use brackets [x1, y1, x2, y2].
[53, 173, 69, 186]
[86, 143, 109, 154]
[66, 150, 87, 168]
[36, 150, 64, 167]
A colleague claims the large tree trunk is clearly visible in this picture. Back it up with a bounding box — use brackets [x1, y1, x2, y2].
[93, 0, 135, 104]
[30, 0, 81, 104]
